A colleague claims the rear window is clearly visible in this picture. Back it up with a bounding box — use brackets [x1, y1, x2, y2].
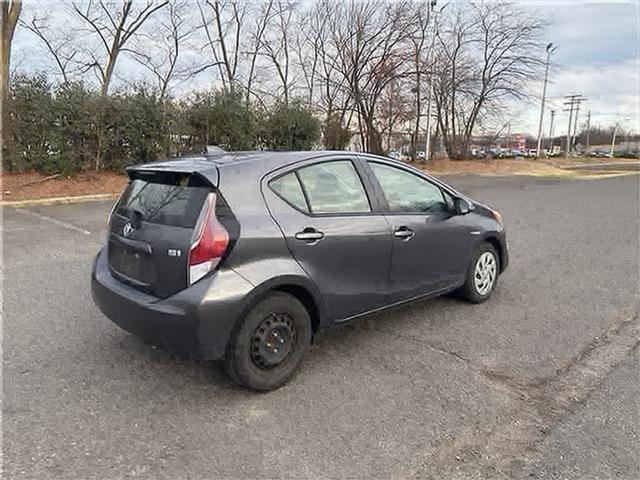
[116, 174, 210, 228]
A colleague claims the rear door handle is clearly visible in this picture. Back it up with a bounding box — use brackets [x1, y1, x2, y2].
[295, 228, 324, 242]
[394, 227, 414, 240]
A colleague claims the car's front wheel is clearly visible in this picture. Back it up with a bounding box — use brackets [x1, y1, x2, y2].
[224, 292, 311, 391]
[459, 242, 500, 303]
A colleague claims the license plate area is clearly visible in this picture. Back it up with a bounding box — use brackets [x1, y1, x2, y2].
[108, 243, 155, 286]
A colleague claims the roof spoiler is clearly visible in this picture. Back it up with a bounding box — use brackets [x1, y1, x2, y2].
[126, 161, 219, 188]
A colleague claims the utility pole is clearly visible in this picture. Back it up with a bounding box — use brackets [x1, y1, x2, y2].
[563, 94, 585, 156]
[572, 101, 581, 152]
[585, 110, 591, 153]
[536, 43, 557, 158]
[548, 109, 555, 153]
[564, 102, 574, 156]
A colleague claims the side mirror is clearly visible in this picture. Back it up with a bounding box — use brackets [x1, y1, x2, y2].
[455, 197, 473, 215]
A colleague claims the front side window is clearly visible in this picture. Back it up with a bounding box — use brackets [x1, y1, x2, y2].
[369, 162, 446, 214]
[297, 160, 370, 214]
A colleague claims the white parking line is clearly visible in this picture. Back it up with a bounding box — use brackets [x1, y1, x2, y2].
[13, 208, 91, 236]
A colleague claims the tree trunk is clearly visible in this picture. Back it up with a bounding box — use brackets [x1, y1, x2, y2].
[365, 118, 383, 155]
[1, 0, 22, 170]
[1, 0, 20, 101]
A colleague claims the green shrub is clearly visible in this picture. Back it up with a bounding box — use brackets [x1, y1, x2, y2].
[5, 75, 322, 175]
[260, 102, 320, 151]
[183, 88, 256, 151]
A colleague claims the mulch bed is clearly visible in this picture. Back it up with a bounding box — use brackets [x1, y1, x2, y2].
[1, 171, 128, 201]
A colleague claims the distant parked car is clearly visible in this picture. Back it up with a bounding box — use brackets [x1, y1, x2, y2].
[92, 151, 508, 390]
[591, 150, 609, 158]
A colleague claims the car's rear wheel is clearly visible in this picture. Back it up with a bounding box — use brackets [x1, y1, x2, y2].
[459, 242, 499, 303]
[224, 292, 311, 391]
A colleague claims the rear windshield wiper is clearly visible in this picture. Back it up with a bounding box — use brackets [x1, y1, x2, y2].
[118, 206, 146, 228]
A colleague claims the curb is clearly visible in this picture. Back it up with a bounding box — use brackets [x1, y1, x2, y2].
[1, 193, 119, 208]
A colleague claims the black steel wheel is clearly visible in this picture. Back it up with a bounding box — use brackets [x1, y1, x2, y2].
[224, 292, 311, 391]
[250, 313, 297, 370]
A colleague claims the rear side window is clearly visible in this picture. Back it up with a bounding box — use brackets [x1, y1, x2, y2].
[116, 176, 210, 228]
[297, 160, 370, 214]
[270, 172, 308, 213]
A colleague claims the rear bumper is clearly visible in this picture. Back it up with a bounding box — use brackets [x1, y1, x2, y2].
[91, 247, 254, 360]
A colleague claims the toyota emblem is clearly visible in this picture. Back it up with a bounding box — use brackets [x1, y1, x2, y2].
[123, 222, 134, 237]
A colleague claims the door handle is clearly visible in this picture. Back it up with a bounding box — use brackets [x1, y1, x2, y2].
[394, 227, 414, 240]
[295, 228, 325, 242]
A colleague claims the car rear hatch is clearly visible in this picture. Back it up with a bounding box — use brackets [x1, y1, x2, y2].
[108, 167, 235, 299]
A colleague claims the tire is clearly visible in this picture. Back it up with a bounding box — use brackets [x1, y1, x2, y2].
[459, 242, 500, 303]
[224, 292, 311, 391]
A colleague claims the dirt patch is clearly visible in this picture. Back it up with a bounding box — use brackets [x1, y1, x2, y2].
[544, 155, 640, 167]
[414, 158, 569, 177]
[1, 171, 128, 202]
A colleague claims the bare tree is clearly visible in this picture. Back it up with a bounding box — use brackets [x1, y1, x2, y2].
[294, 8, 319, 107]
[244, 0, 273, 105]
[130, 1, 194, 99]
[378, 77, 413, 151]
[433, 6, 475, 159]
[297, 1, 349, 148]
[407, 3, 429, 157]
[259, 0, 295, 105]
[1, 0, 21, 101]
[328, 0, 412, 154]
[197, 0, 246, 89]
[20, 13, 78, 84]
[72, 0, 168, 96]
[434, 2, 543, 158]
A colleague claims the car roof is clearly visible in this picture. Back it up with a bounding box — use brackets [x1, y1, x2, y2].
[128, 151, 367, 184]
[127, 150, 466, 199]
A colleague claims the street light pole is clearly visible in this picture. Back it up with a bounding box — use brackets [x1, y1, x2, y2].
[424, 0, 440, 162]
[548, 109, 555, 153]
[536, 43, 556, 158]
[610, 124, 620, 158]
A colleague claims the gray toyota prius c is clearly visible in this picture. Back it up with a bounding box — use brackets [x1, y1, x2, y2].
[92, 151, 508, 391]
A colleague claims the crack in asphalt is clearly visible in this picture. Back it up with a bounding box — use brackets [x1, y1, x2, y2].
[407, 309, 640, 479]
[348, 307, 639, 479]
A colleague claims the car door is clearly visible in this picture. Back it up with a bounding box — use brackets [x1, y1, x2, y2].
[364, 160, 470, 303]
[264, 157, 392, 321]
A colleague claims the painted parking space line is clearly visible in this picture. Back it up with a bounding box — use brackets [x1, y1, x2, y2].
[12, 208, 91, 236]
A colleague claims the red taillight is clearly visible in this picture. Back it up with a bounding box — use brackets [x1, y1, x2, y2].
[189, 193, 229, 284]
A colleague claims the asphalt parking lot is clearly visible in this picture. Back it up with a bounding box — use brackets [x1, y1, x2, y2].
[3, 174, 639, 479]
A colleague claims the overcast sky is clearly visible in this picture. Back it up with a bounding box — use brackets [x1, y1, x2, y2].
[517, 0, 639, 135]
[12, 0, 640, 136]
